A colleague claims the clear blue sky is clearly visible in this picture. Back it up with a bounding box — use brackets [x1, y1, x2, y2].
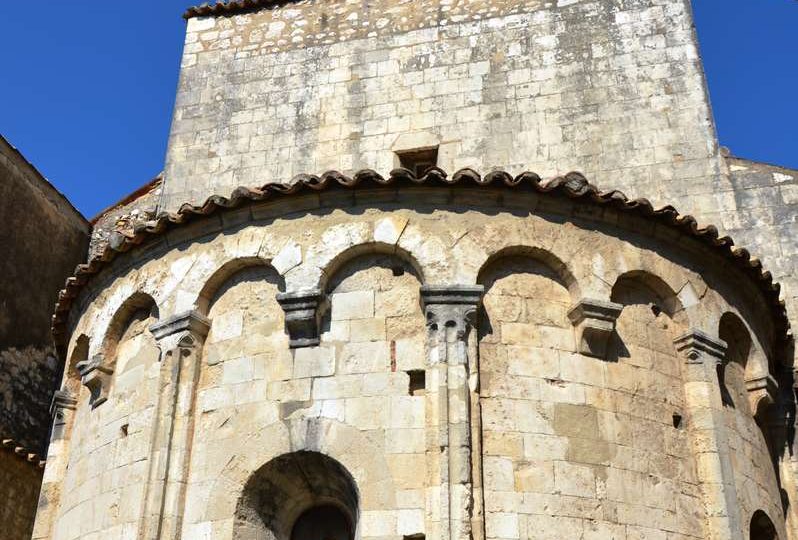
[1, 1, 795, 218]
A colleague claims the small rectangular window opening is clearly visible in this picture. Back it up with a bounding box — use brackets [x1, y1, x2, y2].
[408, 370, 426, 396]
[672, 413, 683, 429]
[404, 535, 425, 540]
[397, 147, 439, 177]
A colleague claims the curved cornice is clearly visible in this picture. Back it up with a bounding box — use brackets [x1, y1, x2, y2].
[52, 168, 789, 351]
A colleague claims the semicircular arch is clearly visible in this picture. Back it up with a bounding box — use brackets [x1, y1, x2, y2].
[202, 417, 395, 525]
[317, 241, 425, 293]
[476, 245, 580, 300]
[195, 256, 283, 316]
[100, 291, 159, 361]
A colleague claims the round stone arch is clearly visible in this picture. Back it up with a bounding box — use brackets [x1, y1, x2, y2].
[234, 451, 358, 540]
[610, 270, 687, 323]
[602, 251, 702, 326]
[750, 509, 780, 540]
[314, 241, 426, 294]
[100, 291, 159, 364]
[194, 256, 285, 316]
[450, 218, 587, 298]
[200, 417, 396, 529]
[475, 245, 581, 301]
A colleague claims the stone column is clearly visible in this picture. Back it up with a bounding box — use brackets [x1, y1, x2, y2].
[421, 285, 484, 540]
[140, 311, 210, 540]
[31, 389, 79, 539]
[674, 329, 742, 540]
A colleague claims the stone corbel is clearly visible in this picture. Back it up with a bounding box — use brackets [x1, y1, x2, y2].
[673, 329, 727, 365]
[276, 289, 324, 348]
[149, 310, 211, 352]
[77, 354, 113, 408]
[746, 374, 779, 417]
[567, 298, 623, 359]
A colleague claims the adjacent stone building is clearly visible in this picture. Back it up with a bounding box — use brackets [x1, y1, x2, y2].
[30, 1, 798, 539]
[0, 135, 90, 539]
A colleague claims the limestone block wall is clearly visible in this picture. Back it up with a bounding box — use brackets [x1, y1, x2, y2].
[45, 300, 160, 539]
[163, 0, 798, 429]
[721, 157, 798, 370]
[35, 183, 790, 539]
[163, 0, 721, 215]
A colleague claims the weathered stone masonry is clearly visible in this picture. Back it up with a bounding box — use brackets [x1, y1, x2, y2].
[32, 0, 798, 539]
[36, 169, 792, 539]
[0, 134, 90, 540]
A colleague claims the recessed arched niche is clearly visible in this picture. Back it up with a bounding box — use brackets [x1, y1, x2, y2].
[750, 509, 779, 540]
[234, 451, 358, 540]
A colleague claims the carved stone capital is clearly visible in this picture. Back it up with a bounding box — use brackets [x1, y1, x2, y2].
[674, 329, 727, 365]
[746, 374, 779, 415]
[50, 389, 78, 440]
[276, 289, 324, 348]
[50, 389, 77, 417]
[149, 310, 211, 351]
[77, 354, 113, 408]
[421, 285, 484, 338]
[567, 298, 623, 359]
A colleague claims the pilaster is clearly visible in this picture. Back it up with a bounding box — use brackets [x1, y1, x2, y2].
[140, 310, 210, 540]
[674, 329, 743, 540]
[421, 285, 484, 540]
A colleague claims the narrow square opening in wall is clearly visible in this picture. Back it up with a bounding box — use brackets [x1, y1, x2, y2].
[408, 370, 426, 396]
[397, 147, 439, 177]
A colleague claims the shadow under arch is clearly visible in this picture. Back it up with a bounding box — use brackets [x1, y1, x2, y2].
[64, 334, 89, 395]
[234, 451, 358, 540]
[611, 270, 683, 319]
[476, 245, 579, 299]
[317, 241, 425, 293]
[476, 247, 576, 350]
[719, 311, 754, 410]
[750, 509, 779, 540]
[720, 312, 786, 483]
[101, 291, 159, 363]
[195, 256, 285, 316]
[607, 270, 685, 362]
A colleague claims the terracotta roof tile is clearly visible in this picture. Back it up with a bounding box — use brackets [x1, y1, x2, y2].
[51, 168, 790, 354]
[1, 437, 46, 469]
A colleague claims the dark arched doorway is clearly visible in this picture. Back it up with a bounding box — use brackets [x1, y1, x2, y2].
[291, 505, 352, 540]
[750, 509, 778, 540]
[234, 451, 359, 540]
